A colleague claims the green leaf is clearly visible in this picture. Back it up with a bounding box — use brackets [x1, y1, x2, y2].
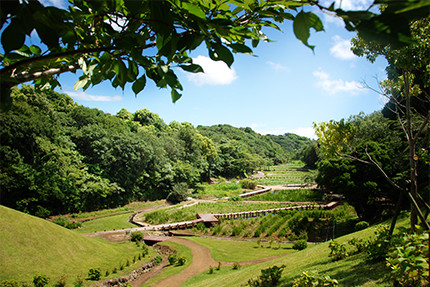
[209, 44, 234, 67]
[132, 75, 147, 95]
[179, 64, 204, 73]
[182, 3, 206, 19]
[73, 77, 88, 90]
[171, 89, 182, 103]
[228, 43, 253, 55]
[1, 20, 25, 53]
[293, 11, 324, 51]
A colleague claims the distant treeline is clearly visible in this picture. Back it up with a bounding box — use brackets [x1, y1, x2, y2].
[0, 86, 311, 217]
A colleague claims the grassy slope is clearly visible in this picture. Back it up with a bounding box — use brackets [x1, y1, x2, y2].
[186, 237, 294, 262]
[75, 212, 136, 233]
[0, 205, 146, 284]
[184, 216, 410, 287]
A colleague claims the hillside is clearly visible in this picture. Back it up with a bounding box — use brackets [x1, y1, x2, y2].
[267, 133, 312, 159]
[0, 205, 144, 284]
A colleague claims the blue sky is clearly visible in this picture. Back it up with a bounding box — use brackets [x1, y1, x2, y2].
[42, 1, 388, 138]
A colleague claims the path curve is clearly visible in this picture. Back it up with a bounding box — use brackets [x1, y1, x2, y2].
[152, 237, 218, 287]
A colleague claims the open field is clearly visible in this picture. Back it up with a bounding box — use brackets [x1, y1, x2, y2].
[0, 205, 154, 285]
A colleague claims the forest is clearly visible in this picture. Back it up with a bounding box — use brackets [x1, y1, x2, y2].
[0, 85, 311, 217]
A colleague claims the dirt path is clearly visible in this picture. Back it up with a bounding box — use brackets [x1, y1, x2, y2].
[152, 237, 217, 287]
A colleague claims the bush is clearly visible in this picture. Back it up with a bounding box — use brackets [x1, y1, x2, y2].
[88, 268, 101, 281]
[293, 240, 308, 250]
[248, 265, 285, 287]
[168, 253, 178, 265]
[232, 262, 240, 270]
[130, 231, 144, 242]
[366, 225, 392, 261]
[328, 241, 348, 261]
[292, 271, 338, 286]
[1, 280, 30, 287]
[166, 182, 189, 204]
[176, 256, 186, 266]
[386, 228, 429, 286]
[355, 221, 369, 231]
[240, 179, 257, 190]
[54, 217, 82, 229]
[33, 275, 49, 287]
[154, 256, 162, 265]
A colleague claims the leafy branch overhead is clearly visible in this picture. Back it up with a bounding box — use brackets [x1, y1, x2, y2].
[1, 0, 428, 108]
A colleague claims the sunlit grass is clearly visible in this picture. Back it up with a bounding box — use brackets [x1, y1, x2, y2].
[75, 213, 136, 233]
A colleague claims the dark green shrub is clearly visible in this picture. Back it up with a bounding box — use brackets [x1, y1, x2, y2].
[216, 261, 221, 270]
[33, 275, 49, 287]
[232, 262, 240, 270]
[130, 231, 144, 242]
[355, 221, 369, 231]
[166, 182, 188, 204]
[248, 265, 285, 287]
[348, 238, 365, 254]
[105, 270, 110, 277]
[87, 268, 101, 281]
[54, 217, 82, 229]
[112, 267, 117, 274]
[293, 240, 308, 250]
[208, 267, 214, 274]
[366, 226, 392, 261]
[292, 271, 338, 286]
[176, 256, 186, 266]
[168, 253, 178, 265]
[1, 280, 30, 287]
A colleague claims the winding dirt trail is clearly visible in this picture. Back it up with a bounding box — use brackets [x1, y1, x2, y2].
[152, 237, 217, 287]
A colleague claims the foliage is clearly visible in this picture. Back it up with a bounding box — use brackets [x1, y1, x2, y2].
[354, 221, 369, 231]
[366, 226, 392, 262]
[53, 277, 66, 287]
[32, 275, 49, 287]
[54, 217, 82, 229]
[386, 228, 429, 286]
[232, 262, 241, 270]
[292, 271, 338, 287]
[154, 256, 163, 266]
[247, 265, 285, 287]
[0, 281, 30, 287]
[328, 241, 348, 261]
[293, 240, 308, 251]
[300, 142, 319, 169]
[240, 179, 257, 190]
[130, 231, 144, 243]
[176, 256, 186, 266]
[87, 268, 101, 281]
[166, 182, 189, 204]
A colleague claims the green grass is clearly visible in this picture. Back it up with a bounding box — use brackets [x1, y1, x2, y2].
[0, 205, 152, 285]
[256, 162, 317, 185]
[75, 212, 136, 233]
[185, 237, 294, 262]
[142, 240, 193, 287]
[183, 216, 410, 287]
[193, 182, 244, 199]
[248, 189, 325, 202]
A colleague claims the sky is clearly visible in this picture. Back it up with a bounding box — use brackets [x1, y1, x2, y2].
[40, 1, 388, 139]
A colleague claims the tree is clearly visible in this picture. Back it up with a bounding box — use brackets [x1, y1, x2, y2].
[1, 0, 428, 109]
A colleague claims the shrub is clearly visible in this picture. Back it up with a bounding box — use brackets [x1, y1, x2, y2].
[154, 256, 162, 265]
[248, 265, 285, 287]
[1, 280, 30, 287]
[292, 271, 338, 286]
[232, 262, 240, 270]
[176, 256, 186, 266]
[130, 231, 144, 242]
[53, 277, 66, 287]
[168, 253, 178, 265]
[73, 276, 83, 287]
[355, 221, 369, 231]
[328, 241, 348, 261]
[386, 228, 429, 286]
[208, 267, 214, 274]
[366, 225, 392, 261]
[293, 240, 308, 251]
[240, 179, 257, 190]
[54, 217, 82, 229]
[348, 238, 365, 254]
[216, 261, 221, 270]
[87, 268, 101, 281]
[166, 182, 188, 204]
[33, 275, 49, 287]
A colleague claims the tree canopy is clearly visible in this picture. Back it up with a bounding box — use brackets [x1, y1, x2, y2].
[1, 0, 429, 109]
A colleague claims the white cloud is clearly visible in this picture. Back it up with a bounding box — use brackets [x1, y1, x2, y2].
[186, 55, 238, 86]
[313, 69, 364, 95]
[320, 0, 373, 11]
[330, 35, 356, 60]
[267, 61, 289, 72]
[66, 91, 122, 102]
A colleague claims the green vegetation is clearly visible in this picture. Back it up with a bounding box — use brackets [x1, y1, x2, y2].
[193, 182, 243, 199]
[185, 237, 293, 262]
[255, 163, 317, 186]
[75, 213, 136, 234]
[143, 241, 193, 287]
[0, 206, 152, 285]
[248, 189, 324, 202]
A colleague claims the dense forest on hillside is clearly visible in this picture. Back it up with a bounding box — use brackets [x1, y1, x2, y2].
[0, 86, 310, 217]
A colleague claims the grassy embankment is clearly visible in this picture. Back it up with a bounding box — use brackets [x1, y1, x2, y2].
[183, 216, 410, 287]
[0, 205, 155, 286]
